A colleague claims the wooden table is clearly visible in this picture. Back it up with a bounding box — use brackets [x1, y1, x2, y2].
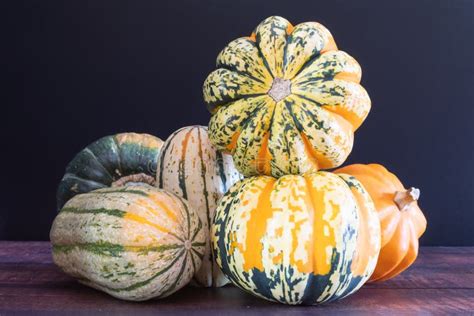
[0, 242, 473, 314]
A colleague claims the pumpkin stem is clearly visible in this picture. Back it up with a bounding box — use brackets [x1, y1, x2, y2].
[394, 187, 420, 211]
[111, 173, 156, 187]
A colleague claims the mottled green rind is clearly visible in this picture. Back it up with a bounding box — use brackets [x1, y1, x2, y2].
[52, 242, 184, 257]
[60, 207, 126, 217]
[56, 133, 162, 210]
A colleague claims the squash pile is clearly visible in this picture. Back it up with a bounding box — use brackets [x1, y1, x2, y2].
[50, 16, 427, 304]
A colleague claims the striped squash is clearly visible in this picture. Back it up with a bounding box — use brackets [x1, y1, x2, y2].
[335, 173, 381, 296]
[157, 125, 242, 287]
[57, 133, 163, 210]
[203, 16, 370, 177]
[50, 184, 205, 301]
[212, 172, 380, 305]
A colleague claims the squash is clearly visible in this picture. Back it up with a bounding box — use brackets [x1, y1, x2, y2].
[211, 171, 380, 305]
[50, 184, 206, 301]
[157, 125, 242, 287]
[335, 173, 381, 296]
[335, 163, 427, 282]
[203, 16, 370, 177]
[57, 133, 163, 210]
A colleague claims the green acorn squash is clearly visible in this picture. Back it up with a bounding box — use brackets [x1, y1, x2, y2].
[57, 133, 163, 210]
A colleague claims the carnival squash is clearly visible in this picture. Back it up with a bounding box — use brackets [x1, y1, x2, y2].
[57, 133, 163, 210]
[157, 126, 242, 287]
[335, 163, 427, 282]
[203, 16, 370, 177]
[50, 184, 205, 301]
[211, 172, 380, 305]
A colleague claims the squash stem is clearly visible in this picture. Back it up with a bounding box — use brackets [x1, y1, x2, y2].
[394, 187, 420, 211]
[267, 77, 291, 102]
[111, 173, 156, 187]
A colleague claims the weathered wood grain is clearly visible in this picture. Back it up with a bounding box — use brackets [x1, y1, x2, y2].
[0, 242, 473, 314]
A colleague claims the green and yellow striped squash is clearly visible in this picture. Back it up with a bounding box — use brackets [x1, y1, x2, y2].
[157, 125, 242, 287]
[57, 133, 163, 210]
[203, 16, 371, 177]
[212, 172, 380, 305]
[50, 184, 205, 301]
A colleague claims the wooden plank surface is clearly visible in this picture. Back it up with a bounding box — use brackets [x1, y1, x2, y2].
[0, 242, 473, 314]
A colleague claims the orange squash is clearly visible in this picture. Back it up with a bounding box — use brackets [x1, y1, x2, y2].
[334, 163, 427, 282]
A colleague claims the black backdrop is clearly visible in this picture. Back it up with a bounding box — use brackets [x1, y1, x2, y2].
[2, 0, 473, 245]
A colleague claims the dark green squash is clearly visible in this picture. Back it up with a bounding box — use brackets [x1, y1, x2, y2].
[56, 133, 163, 210]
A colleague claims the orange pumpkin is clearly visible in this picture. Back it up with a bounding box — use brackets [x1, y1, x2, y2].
[334, 163, 427, 282]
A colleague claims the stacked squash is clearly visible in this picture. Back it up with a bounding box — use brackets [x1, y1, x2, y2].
[50, 16, 426, 304]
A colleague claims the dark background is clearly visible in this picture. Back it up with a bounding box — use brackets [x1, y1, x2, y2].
[1, 0, 473, 245]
